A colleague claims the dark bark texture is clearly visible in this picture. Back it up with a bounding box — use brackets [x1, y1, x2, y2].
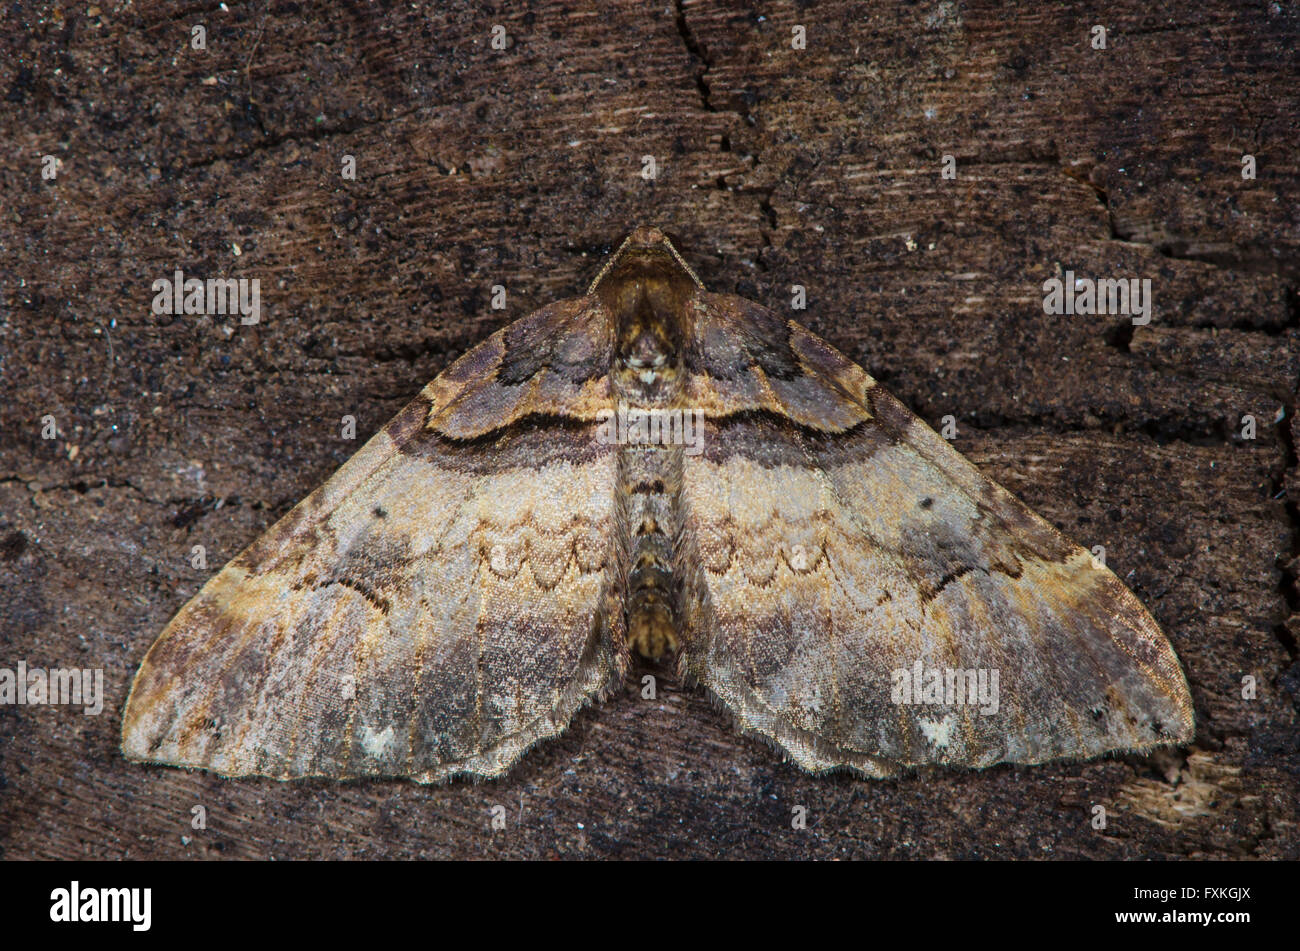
[1, 0, 1297, 859]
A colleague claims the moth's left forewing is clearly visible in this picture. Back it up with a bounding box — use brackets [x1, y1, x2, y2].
[676, 293, 1194, 775]
[427, 297, 615, 437]
[122, 295, 626, 783]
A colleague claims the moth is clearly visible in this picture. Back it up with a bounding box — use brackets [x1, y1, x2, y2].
[122, 226, 1194, 782]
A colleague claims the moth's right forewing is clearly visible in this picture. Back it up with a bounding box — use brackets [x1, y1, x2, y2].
[677, 297, 1194, 775]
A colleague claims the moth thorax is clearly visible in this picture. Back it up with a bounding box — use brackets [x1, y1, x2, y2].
[600, 253, 695, 403]
[615, 326, 681, 400]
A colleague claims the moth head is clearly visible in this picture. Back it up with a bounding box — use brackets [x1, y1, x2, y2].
[588, 226, 703, 297]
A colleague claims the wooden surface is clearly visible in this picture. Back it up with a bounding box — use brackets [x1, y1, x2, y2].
[1, 0, 1297, 859]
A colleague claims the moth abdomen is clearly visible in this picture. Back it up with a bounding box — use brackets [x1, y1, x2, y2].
[618, 444, 686, 660]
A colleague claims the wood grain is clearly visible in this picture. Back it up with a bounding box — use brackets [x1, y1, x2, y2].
[0, 0, 1295, 859]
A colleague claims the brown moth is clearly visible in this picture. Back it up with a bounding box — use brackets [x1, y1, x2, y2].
[122, 226, 1194, 782]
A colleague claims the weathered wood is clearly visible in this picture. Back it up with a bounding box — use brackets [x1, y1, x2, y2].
[1, 0, 1296, 859]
